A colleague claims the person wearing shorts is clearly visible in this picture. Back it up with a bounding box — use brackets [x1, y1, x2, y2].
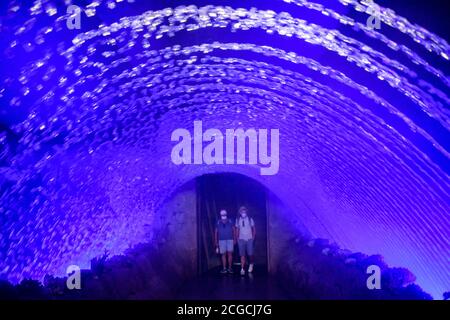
[214, 209, 236, 274]
[235, 206, 256, 275]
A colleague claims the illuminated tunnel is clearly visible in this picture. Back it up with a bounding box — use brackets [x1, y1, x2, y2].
[0, 0, 449, 299]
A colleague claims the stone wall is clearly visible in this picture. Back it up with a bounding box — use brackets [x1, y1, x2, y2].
[275, 238, 432, 300]
[266, 191, 311, 274]
[153, 180, 198, 279]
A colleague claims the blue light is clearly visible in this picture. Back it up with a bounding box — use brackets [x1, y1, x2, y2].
[0, 0, 448, 299]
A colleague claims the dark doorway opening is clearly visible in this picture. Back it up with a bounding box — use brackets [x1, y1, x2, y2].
[196, 173, 268, 274]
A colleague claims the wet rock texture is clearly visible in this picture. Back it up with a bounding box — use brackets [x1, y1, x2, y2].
[0, 1, 448, 298]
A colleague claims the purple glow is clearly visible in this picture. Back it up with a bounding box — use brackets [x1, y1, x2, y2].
[0, 0, 448, 299]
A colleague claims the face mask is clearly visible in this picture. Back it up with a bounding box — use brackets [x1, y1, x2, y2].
[221, 215, 227, 220]
[240, 213, 247, 218]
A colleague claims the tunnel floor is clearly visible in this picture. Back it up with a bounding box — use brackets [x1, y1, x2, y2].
[174, 267, 293, 300]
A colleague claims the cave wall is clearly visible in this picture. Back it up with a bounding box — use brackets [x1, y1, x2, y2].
[153, 180, 198, 279]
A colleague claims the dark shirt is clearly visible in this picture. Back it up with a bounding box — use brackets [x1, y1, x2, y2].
[216, 219, 234, 240]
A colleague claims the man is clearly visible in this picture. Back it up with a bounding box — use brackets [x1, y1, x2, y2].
[235, 206, 256, 276]
[214, 209, 236, 274]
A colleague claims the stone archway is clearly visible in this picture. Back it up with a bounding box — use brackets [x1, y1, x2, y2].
[153, 171, 308, 281]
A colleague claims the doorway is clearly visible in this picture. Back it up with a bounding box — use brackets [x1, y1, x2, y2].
[196, 173, 268, 274]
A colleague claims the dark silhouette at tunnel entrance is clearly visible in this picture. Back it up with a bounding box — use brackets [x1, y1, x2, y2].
[196, 173, 268, 275]
[0, 173, 435, 300]
[175, 270, 292, 300]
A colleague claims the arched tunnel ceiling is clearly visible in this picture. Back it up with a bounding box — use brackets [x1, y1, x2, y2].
[0, 1, 449, 298]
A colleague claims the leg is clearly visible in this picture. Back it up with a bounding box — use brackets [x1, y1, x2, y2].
[219, 241, 227, 272]
[227, 252, 233, 269]
[227, 240, 233, 270]
[238, 240, 246, 275]
[221, 253, 227, 270]
[241, 255, 246, 269]
[248, 255, 254, 273]
[247, 239, 254, 273]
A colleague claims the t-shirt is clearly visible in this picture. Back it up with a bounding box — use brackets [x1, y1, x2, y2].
[235, 216, 254, 240]
[216, 219, 234, 240]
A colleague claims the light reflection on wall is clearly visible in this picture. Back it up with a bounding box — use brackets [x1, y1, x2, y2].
[0, 0, 448, 299]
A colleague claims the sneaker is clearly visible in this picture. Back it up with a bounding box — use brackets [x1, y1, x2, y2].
[240, 268, 245, 276]
[227, 268, 234, 274]
[248, 264, 254, 273]
[220, 268, 228, 274]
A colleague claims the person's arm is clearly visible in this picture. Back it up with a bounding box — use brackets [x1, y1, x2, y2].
[251, 219, 256, 240]
[214, 228, 218, 248]
[233, 224, 237, 244]
[235, 220, 240, 240]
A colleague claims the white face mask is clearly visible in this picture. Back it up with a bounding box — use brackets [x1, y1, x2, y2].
[221, 215, 227, 220]
[240, 213, 247, 218]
